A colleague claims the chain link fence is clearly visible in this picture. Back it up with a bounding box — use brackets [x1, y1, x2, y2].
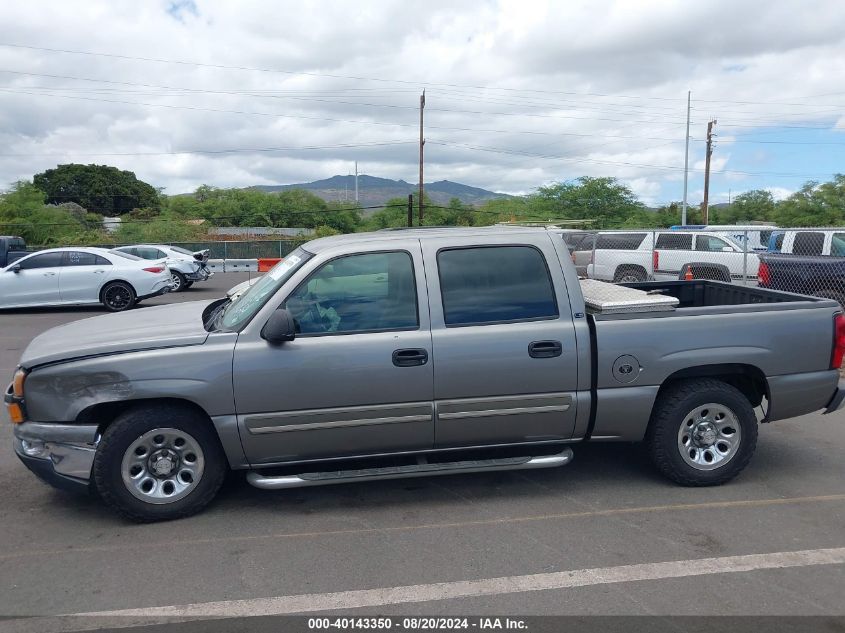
[565, 227, 845, 304]
[28, 239, 303, 260]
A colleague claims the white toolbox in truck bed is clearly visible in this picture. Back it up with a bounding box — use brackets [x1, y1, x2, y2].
[579, 278, 679, 314]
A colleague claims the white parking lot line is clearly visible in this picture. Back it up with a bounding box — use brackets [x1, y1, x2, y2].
[80, 547, 845, 618]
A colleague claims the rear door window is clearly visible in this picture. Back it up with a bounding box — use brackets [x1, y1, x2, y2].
[437, 246, 558, 326]
[135, 247, 165, 259]
[64, 251, 103, 266]
[793, 232, 825, 256]
[594, 233, 646, 250]
[655, 233, 693, 250]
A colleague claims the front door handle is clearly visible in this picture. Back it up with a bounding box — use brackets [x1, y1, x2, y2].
[42, 272, 56, 277]
[528, 340, 562, 358]
[393, 348, 429, 367]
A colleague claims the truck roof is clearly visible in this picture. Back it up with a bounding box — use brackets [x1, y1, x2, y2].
[303, 226, 549, 253]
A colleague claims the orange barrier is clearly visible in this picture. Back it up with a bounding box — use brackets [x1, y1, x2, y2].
[257, 258, 282, 272]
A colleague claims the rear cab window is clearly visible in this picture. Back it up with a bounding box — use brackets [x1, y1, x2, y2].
[437, 246, 558, 326]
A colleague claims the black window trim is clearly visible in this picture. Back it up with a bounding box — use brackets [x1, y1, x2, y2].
[281, 248, 421, 338]
[435, 243, 560, 329]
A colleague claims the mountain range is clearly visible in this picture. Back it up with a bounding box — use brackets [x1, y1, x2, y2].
[250, 175, 511, 208]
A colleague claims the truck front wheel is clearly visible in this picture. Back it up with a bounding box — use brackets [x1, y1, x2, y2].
[93, 405, 227, 522]
[645, 379, 758, 486]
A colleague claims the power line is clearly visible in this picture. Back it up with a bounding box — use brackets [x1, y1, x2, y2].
[427, 139, 837, 180]
[0, 140, 415, 158]
[4, 42, 844, 110]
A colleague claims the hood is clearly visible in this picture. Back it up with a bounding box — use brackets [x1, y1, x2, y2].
[20, 300, 214, 369]
[226, 277, 260, 300]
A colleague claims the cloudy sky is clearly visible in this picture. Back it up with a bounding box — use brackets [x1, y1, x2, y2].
[0, 0, 843, 205]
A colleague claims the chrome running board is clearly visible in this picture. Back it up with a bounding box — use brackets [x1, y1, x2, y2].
[246, 448, 574, 490]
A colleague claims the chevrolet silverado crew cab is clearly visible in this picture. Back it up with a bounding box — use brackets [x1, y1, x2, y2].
[7, 227, 845, 522]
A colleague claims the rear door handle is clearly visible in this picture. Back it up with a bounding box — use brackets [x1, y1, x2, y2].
[393, 348, 429, 367]
[528, 340, 562, 358]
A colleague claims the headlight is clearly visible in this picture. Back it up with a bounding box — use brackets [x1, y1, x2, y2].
[12, 368, 26, 398]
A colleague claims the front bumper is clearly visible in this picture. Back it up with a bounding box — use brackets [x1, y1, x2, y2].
[823, 380, 845, 414]
[12, 422, 99, 493]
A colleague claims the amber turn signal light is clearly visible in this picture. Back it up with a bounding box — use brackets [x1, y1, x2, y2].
[7, 402, 24, 424]
[12, 369, 26, 398]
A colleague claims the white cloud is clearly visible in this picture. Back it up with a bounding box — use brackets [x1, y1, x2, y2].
[0, 0, 842, 200]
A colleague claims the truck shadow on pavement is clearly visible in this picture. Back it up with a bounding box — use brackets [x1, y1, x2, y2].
[34, 435, 816, 526]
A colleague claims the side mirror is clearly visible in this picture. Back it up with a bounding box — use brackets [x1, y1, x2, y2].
[261, 308, 296, 344]
[10, 264, 21, 273]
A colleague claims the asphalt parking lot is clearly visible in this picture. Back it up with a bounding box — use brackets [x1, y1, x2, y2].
[0, 273, 843, 628]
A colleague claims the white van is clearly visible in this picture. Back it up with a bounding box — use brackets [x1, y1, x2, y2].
[769, 230, 845, 257]
[575, 230, 759, 282]
[670, 225, 777, 251]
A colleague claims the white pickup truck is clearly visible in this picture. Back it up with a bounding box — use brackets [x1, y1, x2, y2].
[573, 230, 760, 283]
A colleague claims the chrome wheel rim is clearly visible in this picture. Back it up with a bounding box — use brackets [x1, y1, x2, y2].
[121, 428, 205, 504]
[618, 274, 642, 283]
[104, 285, 131, 310]
[170, 273, 182, 291]
[677, 403, 742, 471]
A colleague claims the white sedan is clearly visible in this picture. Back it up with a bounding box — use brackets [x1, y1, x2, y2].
[0, 247, 172, 312]
[112, 244, 212, 292]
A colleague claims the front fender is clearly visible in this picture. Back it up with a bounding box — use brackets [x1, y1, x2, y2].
[23, 334, 238, 422]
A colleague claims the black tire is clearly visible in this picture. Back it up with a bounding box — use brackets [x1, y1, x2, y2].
[171, 271, 186, 292]
[645, 378, 758, 486]
[92, 404, 227, 522]
[613, 266, 647, 283]
[101, 281, 137, 312]
[183, 280, 194, 289]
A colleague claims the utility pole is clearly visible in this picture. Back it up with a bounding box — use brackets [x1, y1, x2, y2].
[354, 161, 359, 204]
[681, 90, 691, 225]
[407, 194, 413, 228]
[702, 119, 717, 225]
[419, 89, 425, 225]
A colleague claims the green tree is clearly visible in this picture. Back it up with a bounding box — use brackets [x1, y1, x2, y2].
[527, 177, 645, 228]
[0, 180, 104, 245]
[33, 164, 161, 215]
[722, 190, 776, 224]
[773, 175, 845, 227]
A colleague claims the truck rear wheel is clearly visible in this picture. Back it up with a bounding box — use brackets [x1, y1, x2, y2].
[645, 379, 757, 486]
[613, 266, 647, 283]
[93, 405, 227, 522]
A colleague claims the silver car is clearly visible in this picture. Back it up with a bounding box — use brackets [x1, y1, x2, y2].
[113, 244, 212, 292]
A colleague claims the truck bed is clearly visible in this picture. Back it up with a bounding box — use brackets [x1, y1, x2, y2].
[582, 279, 841, 440]
[618, 279, 827, 311]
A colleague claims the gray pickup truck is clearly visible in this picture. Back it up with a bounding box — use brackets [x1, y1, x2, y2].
[7, 227, 845, 522]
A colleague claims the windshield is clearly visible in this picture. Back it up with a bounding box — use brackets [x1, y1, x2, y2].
[219, 247, 312, 330]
